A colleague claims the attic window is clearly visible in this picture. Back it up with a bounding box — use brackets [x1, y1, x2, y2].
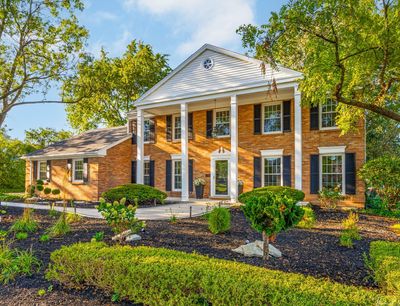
[203, 58, 214, 70]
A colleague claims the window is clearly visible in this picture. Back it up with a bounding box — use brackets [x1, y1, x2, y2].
[320, 99, 338, 129]
[143, 118, 155, 143]
[73, 159, 84, 182]
[173, 160, 182, 191]
[173, 115, 181, 140]
[263, 102, 282, 133]
[214, 109, 230, 137]
[38, 161, 47, 180]
[263, 156, 282, 186]
[320, 154, 344, 192]
[144, 161, 151, 186]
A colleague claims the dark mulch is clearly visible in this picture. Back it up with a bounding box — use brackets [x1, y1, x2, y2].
[0, 205, 398, 305]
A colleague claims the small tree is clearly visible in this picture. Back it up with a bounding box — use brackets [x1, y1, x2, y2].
[242, 193, 304, 260]
[359, 156, 400, 210]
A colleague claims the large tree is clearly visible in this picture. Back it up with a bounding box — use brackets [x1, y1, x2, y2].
[0, 0, 88, 128]
[25, 127, 73, 149]
[237, 0, 400, 132]
[63, 41, 171, 132]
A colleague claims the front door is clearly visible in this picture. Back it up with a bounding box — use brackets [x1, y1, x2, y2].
[213, 159, 229, 197]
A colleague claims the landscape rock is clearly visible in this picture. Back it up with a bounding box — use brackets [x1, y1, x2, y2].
[125, 234, 141, 242]
[232, 240, 282, 258]
[111, 229, 132, 241]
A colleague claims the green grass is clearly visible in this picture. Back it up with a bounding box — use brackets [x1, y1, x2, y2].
[46, 242, 400, 306]
[46, 213, 70, 237]
[0, 192, 25, 202]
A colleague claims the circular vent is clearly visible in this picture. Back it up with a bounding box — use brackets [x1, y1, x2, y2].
[203, 58, 214, 70]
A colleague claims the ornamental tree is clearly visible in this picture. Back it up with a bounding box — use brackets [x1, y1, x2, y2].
[241, 192, 304, 260]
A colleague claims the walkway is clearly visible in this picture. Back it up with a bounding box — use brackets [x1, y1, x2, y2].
[0, 198, 225, 221]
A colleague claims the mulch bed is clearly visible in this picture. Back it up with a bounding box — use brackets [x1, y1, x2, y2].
[0, 205, 398, 305]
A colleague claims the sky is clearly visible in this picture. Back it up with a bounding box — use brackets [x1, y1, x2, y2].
[5, 0, 287, 140]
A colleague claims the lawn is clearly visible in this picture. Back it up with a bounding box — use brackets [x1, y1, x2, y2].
[0, 205, 399, 305]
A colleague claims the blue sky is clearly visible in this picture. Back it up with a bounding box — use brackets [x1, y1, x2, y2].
[5, 0, 287, 140]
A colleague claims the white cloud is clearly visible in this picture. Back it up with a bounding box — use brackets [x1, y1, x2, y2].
[123, 0, 256, 55]
[87, 30, 132, 58]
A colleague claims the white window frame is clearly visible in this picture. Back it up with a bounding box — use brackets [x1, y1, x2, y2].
[213, 108, 231, 138]
[262, 101, 283, 134]
[72, 159, 84, 183]
[37, 161, 47, 180]
[143, 160, 151, 185]
[319, 100, 339, 130]
[262, 155, 283, 187]
[143, 118, 155, 144]
[319, 153, 345, 194]
[172, 114, 181, 141]
[210, 149, 231, 198]
[171, 155, 182, 191]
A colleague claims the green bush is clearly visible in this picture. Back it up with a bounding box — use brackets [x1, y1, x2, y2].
[208, 207, 231, 234]
[46, 242, 399, 306]
[368, 241, 400, 294]
[9, 208, 38, 233]
[51, 189, 61, 195]
[91, 231, 104, 242]
[359, 156, 400, 210]
[238, 186, 305, 204]
[36, 185, 44, 192]
[97, 197, 144, 234]
[44, 187, 52, 195]
[39, 234, 50, 242]
[15, 232, 28, 240]
[319, 187, 344, 209]
[101, 184, 167, 206]
[0, 244, 41, 284]
[47, 213, 70, 237]
[0, 192, 25, 201]
[297, 206, 316, 229]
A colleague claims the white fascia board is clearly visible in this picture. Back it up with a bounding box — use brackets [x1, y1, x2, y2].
[260, 149, 284, 157]
[318, 146, 346, 154]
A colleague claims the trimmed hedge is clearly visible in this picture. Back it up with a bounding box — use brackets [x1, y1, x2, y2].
[369, 241, 400, 294]
[238, 186, 305, 204]
[101, 184, 167, 205]
[46, 243, 399, 306]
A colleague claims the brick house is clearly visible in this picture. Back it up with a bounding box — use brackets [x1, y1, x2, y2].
[23, 44, 365, 206]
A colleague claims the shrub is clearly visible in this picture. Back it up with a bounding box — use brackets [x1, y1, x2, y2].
[0, 192, 24, 201]
[242, 192, 304, 259]
[0, 244, 41, 284]
[97, 197, 144, 234]
[46, 242, 399, 306]
[339, 212, 361, 248]
[9, 208, 38, 233]
[16, 232, 28, 240]
[208, 207, 231, 234]
[319, 187, 344, 209]
[368, 241, 400, 294]
[0, 230, 8, 241]
[238, 186, 305, 204]
[65, 212, 82, 224]
[44, 187, 52, 195]
[391, 224, 400, 236]
[36, 185, 44, 192]
[51, 189, 60, 196]
[91, 232, 104, 242]
[39, 234, 50, 243]
[101, 184, 167, 206]
[47, 213, 70, 237]
[359, 156, 400, 210]
[296, 206, 316, 229]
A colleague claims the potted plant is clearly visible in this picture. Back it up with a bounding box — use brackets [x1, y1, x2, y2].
[194, 178, 206, 199]
[238, 180, 244, 195]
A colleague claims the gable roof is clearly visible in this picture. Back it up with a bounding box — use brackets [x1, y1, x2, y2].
[133, 44, 302, 107]
[23, 126, 130, 160]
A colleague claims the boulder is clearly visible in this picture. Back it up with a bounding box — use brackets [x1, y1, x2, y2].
[232, 240, 282, 258]
[125, 234, 141, 242]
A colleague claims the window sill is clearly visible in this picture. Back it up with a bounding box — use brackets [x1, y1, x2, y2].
[261, 131, 283, 135]
[214, 135, 230, 139]
[72, 181, 85, 185]
[319, 126, 340, 131]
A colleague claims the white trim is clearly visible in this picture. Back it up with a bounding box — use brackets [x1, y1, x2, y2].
[37, 160, 47, 180]
[143, 118, 154, 144]
[319, 153, 345, 194]
[136, 109, 144, 184]
[230, 95, 238, 202]
[260, 149, 284, 157]
[72, 159, 84, 183]
[261, 101, 283, 134]
[143, 155, 150, 161]
[181, 103, 189, 201]
[261, 155, 283, 187]
[211, 157, 230, 198]
[171, 154, 182, 160]
[172, 113, 181, 141]
[294, 85, 302, 190]
[210, 148, 231, 158]
[318, 146, 346, 154]
[213, 107, 231, 138]
[172, 159, 182, 192]
[319, 101, 339, 130]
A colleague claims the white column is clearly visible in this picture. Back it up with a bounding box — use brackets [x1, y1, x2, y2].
[230, 95, 238, 202]
[180, 103, 189, 202]
[294, 85, 302, 190]
[136, 108, 144, 184]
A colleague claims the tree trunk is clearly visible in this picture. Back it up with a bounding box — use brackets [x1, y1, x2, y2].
[0, 111, 6, 129]
[262, 231, 269, 261]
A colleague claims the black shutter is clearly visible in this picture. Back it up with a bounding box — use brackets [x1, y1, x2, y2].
[283, 155, 291, 187]
[188, 112, 194, 140]
[46, 160, 51, 182]
[131, 133, 137, 144]
[283, 100, 291, 132]
[310, 154, 320, 194]
[67, 159, 72, 182]
[189, 159, 193, 192]
[166, 160, 172, 191]
[33, 161, 38, 180]
[149, 160, 155, 187]
[166, 115, 172, 142]
[131, 119, 137, 144]
[83, 158, 89, 183]
[254, 104, 262, 134]
[253, 157, 262, 188]
[131, 161, 137, 183]
[345, 153, 356, 195]
[310, 106, 319, 130]
[206, 110, 213, 138]
[149, 118, 156, 143]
